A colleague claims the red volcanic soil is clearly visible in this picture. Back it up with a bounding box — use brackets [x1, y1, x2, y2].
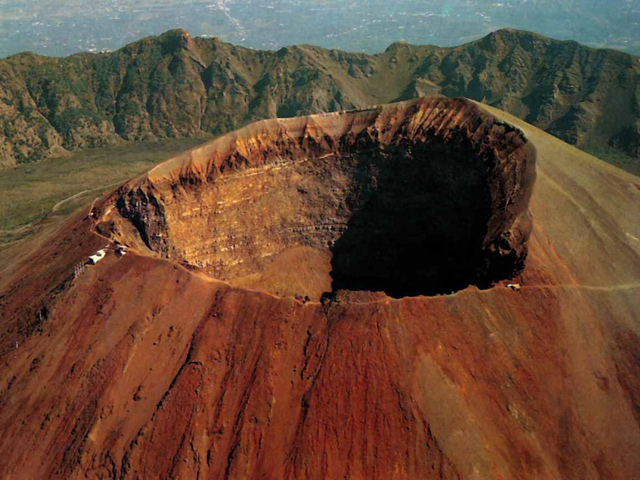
[0, 98, 639, 479]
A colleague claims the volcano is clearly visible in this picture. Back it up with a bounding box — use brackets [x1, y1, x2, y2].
[96, 98, 535, 299]
[0, 98, 639, 479]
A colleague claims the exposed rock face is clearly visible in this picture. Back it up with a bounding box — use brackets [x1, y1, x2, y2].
[97, 98, 535, 298]
[1, 28, 639, 169]
[1, 100, 640, 480]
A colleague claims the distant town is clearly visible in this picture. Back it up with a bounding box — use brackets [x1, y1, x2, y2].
[1, 0, 639, 58]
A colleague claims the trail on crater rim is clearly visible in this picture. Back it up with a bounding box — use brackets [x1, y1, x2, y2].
[0, 98, 639, 479]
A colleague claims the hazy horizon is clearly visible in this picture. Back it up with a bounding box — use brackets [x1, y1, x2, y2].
[0, 0, 639, 58]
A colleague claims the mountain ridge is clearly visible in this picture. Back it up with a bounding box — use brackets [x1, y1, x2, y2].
[1, 27, 639, 169]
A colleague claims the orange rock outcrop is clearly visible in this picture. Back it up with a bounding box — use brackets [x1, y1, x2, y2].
[96, 98, 536, 299]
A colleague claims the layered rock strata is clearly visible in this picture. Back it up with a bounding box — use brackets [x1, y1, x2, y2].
[96, 97, 536, 298]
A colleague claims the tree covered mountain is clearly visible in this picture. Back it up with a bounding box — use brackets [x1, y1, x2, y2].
[1, 28, 639, 168]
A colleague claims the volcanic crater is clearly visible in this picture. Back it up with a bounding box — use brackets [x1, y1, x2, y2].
[95, 98, 536, 299]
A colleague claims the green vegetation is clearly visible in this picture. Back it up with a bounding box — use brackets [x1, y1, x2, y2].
[1, 28, 639, 170]
[0, 28, 638, 248]
[0, 136, 210, 246]
[52, 107, 108, 142]
[584, 146, 640, 177]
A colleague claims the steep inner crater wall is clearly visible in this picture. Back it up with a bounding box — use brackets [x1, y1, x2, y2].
[97, 98, 536, 300]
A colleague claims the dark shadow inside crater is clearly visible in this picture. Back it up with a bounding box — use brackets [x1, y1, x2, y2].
[105, 101, 534, 301]
[329, 141, 496, 298]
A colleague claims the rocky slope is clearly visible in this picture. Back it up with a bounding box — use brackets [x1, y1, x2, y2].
[1, 28, 639, 169]
[96, 98, 535, 299]
[0, 98, 639, 479]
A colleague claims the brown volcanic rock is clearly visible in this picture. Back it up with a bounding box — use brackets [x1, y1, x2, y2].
[0, 98, 640, 480]
[96, 98, 536, 299]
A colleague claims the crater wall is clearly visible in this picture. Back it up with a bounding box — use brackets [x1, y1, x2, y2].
[96, 98, 536, 298]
